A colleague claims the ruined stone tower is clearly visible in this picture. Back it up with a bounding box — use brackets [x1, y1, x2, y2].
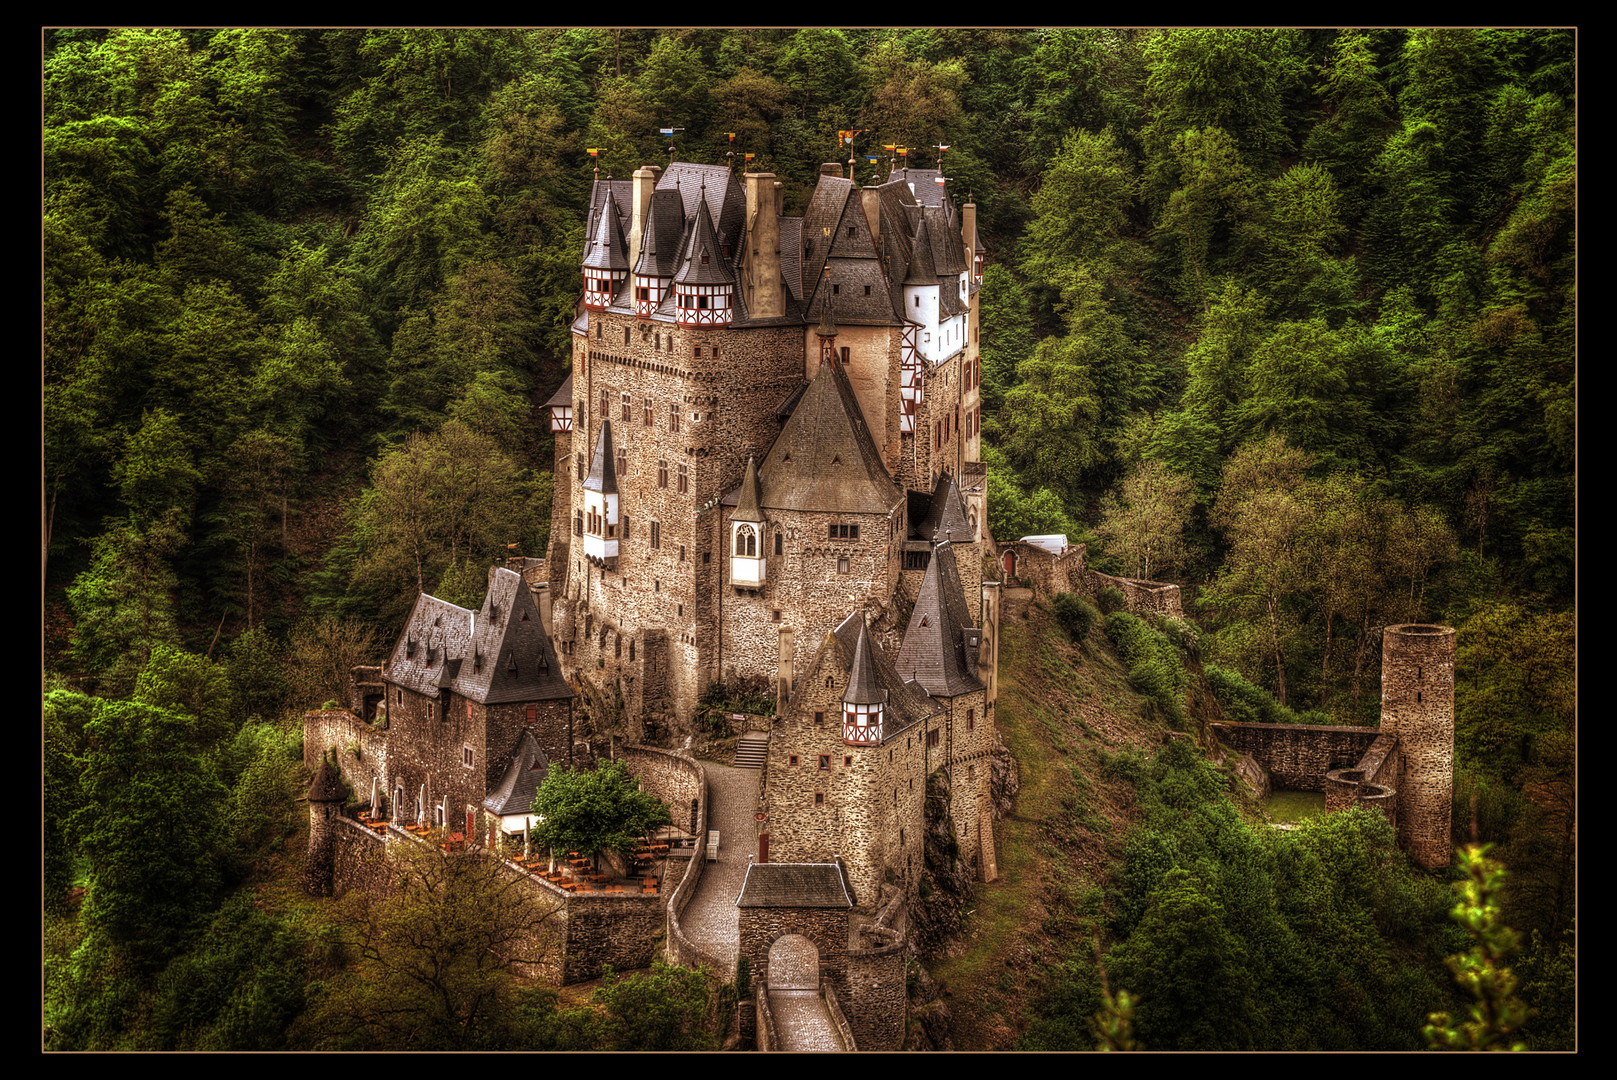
[1379, 624, 1456, 871]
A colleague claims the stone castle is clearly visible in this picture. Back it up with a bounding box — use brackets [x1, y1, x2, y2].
[302, 154, 1454, 1047]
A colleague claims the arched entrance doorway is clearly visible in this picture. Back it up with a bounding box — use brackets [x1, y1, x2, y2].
[767, 933, 820, 990]
[1003, 549, 1016, 581]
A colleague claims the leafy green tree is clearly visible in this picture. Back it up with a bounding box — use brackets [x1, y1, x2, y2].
[1155, 127, 1260, 311]
[530, 759, 671, 869]
[73, 698, 232, 961]
[67, 517, 186, 695]
[1425, 845, 1529, 1051]
[310, 842, 561, 1049]
[287, 615, 380, 710]
[1094, 460, 1194, 582]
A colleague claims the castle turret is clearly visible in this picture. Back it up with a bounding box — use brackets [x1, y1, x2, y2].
[1380, 624, 1456, 870]
[581, 419, 619, 568]
[583, 182, 629, 311]
[305, 752, 346, 896]
[673, 181, 734, 328]
[731, 455, 766, 588]
[632, 187, 681, 319]
[842, 618, 886, 746]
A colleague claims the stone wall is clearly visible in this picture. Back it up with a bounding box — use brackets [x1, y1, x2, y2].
[1212, 723, 1384, 792]
[844, 888, 908, 1050]
[739, 907, 850, 1003]
[765, 677, 933, 905]
[559, 891, 668, 985]
[303, 709, 388, 809]
[1086, 569, 1183, 618]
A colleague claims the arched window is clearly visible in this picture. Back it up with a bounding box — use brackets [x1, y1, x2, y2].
[736, 524, 756, 557]
[775, 531, 783, 556]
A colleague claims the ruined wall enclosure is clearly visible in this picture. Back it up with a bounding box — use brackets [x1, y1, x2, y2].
[303, 708, 389, 807]
[1213, 723, 1384, 792]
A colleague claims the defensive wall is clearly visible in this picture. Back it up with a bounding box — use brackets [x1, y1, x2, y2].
[994, 538, 1183, 619]
[1210, 624, 1455, 871]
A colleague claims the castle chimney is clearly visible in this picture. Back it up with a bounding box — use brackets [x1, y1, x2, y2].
[630, 165, 661, 273]
[744, 172, 783, 319]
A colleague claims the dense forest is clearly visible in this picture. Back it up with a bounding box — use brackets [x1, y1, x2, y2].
[43, 28, 1574, 1050]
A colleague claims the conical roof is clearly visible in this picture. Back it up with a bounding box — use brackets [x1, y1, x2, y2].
[583, 187, 630, 271]
[583, 419, 618, 494]
[917, 471, 971, 543]
[309, 756, 346, 803]
[483, 729, 551, 816]
[634, 188, 684, 279]
[733, 455, 764, 523]
[842, 617, 887, 706]
[674, 187, 734, 286]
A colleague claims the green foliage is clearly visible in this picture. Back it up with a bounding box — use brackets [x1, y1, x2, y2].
[530, 759, 672, 865]
[150, 893, 308, 1049]
[1425, 845, 1529, 1050]
[1104, 612, 1187, 727]
[1207, 664, 1304, 725]
[1094, 586, 1126, 616]
[308, 842, 561, 1049]
[1051, 592, 1098, 644]
[591, 960, 720, 1051]
[73, 698, 232, 960]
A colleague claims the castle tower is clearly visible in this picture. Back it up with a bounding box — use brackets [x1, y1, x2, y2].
[1380, 624, 1456, 870]
[582, 183, 629, 311]
[581, 419, 619, 568]
[305, 752, 346, 896]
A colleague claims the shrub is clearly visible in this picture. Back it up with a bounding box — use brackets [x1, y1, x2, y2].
[1053, 592, 1099, 642]
[1096, 586, 1127, 615]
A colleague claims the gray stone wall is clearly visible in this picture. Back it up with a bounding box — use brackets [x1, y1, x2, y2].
[560, 892, 668, 984]
[1212, 723, 1384, 791]
[303, 708, 388, 810]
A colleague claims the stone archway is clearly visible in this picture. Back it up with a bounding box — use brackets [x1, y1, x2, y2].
[767, 933, 820, 990]
[1003, 549, 1016, 581]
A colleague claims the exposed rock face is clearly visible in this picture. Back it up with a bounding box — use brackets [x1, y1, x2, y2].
[905, 960, 954, 1050]
[988, 736, 1020, 819]
[910, 772, 977, 958]
[1229, 752, 1271, 802]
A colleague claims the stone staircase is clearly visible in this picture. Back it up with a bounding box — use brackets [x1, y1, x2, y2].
[734, 733, 770, 769]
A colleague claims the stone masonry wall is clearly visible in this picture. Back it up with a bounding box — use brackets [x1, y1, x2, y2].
[303, 709, 388, 809]
[766, 664, 934, 905]
[1212, 723, 1383, 792]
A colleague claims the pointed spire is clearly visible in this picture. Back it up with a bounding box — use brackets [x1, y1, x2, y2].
[734, 455, 764, 523]
[583, 418, 617, 494]
[818, 267, 839, 339]
[843, 617, 886, 706]
[674, 189, 732, 284]
[583, 187, 629, 271]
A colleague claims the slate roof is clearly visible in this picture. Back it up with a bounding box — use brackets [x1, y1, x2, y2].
[582, 179, 631, 271]
[757, 350, 901, 515]
[789, 611, 938, 734]
[309, 757, 346, 802]
[483, 728, 551, 817]
[888, 168, 949, 207]
[915, 471, 971, 544]
[674, 187, 735, 286]
[733, 455, 764, 523]
[583, 419, 618, 494]
[383, 567, 573, 704]
[894, 543, 984, 699]
[644, 188, 687, 276]
[543, 372, 574, 410]
[736, 861, 853, 908]
[843, 617, 887, 705]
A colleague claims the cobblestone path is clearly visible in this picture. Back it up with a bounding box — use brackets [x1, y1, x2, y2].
[768, 990, 847, 1051]
[678, 760, 761, 974]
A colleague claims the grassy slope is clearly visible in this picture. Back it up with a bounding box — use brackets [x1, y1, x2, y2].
[928, 589, 1171, 1049]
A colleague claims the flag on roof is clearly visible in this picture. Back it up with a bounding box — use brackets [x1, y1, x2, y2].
[658, 127, 680, 136]
[897, 147, 908, 157]
[935, 175, 946, 185]
[587, 148, 599, 157]
[744, 152, 755, 162]
[865, 155, 880, 163]
[882, 144, 896, 152]
[725, 132, 736, 142]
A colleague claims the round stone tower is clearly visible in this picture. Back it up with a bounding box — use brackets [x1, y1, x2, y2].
[1379, 624, 1456, 871]
[305, 752, 347, 896]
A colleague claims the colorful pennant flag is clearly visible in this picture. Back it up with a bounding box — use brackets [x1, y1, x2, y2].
[725, 132, 736, 142]
[586, 148, 600, 157]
